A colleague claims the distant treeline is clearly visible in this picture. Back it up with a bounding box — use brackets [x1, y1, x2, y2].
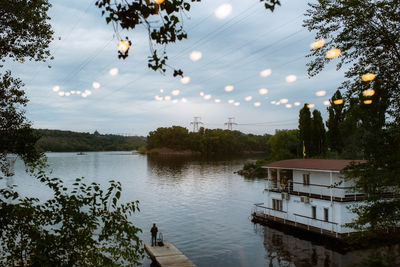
[146, 126, 271, 155]
[35, 129, 146, 152]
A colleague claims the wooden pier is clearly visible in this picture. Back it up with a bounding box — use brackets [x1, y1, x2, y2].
[144, 242, 196, 267]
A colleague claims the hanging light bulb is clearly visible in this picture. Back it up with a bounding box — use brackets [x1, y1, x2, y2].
[361, 73, 376, 82]
[310, 39, 325, 50]
[333, 99, 344, 105]
[118, 40, 130, 53]
[154, 0, 165, 4]
[326, 48, 341, 59]
[364, 100, 373, 104]
[363, 89, 375, 97]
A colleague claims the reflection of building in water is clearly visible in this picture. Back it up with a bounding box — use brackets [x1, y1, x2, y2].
[252, 159, 367, 237]
[263, 226, 361, 267]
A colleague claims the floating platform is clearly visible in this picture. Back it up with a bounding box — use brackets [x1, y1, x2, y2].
[144, 242, 196, 267]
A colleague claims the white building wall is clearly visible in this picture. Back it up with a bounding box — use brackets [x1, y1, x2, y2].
[263, 191, 360, 234]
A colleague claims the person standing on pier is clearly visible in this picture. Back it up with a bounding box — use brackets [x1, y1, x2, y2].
[151, 223, 158, 246]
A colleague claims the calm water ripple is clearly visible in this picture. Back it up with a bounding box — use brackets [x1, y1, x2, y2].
[9, 152, 367, 267]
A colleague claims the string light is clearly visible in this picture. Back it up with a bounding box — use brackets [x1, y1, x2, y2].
[204, 94, 212, 100]
[52, 86, 60, 92]
[164, 95, 171, 101]
[333, 99, 343, 105]
[285, 104, 292, 108]
[109, 68, 119, 76]
[363, 89, 375, 97]
[181, 76, 190, 84]
[361, 73, 376, 82]
[92, 82, 101, 89]
[260, 68, 272, 77]
[307, 104, 315, 108]
[181, 98, 187, 103]
[364, 99, 373, 104]
[326, 48, 341, 59]
[58, 91, 65, 96]
[172, 99, 178, 104]
[160, 89, 164, 93]
[76, 91, 82, 95]
[171, 89, 180, 96]
[280, 98, 288, 104]
[323, 100, 330, 106]
[215, 3, 232, 19]
[155, 95, 163, 101]
[315, 90, 326, 96]
[215, 99, 221, 103]
[70, 90, 76, 94]
[234, 102, 240, 106]
[224, 85, 234, 92]
[200, 92, 205, 96]
[310, 39, 325, 50]
[118, 40, 130, 53]
[271, 101, 276, 104]
[254, 102, 261, 107]
[244, 96, 252, 101]
[259, 88, 268, 95]
[65, 92, 71, 96]
[228, 99, 234, 104]
[190, 51, 202, 61]
[153, 0, 165, 4]
[294, 102, 301, 106]
[285, 75, 297, 83]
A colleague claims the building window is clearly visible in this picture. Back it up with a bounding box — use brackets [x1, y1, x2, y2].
[272, 199, 283, 211]
[312, 206, 316, 219]
[324, 208, 329, 222]
[303, 174, 310, 185]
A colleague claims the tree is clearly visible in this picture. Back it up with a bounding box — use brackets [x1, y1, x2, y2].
[267, 129, 299, 161]
[310, 109, 326, 156]
[298, 104, 312, 157]
[325, 90, 345, 154]
[304, 0, 400, 238]
[95, 0, 281, 75]
[1, 1, 145, 265]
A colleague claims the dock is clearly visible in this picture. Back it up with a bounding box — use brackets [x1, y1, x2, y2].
[144, 242, 196, 267]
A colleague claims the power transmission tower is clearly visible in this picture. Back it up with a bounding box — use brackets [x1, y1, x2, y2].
[225, 117, 237, 130]
[190, 117, 203, 132]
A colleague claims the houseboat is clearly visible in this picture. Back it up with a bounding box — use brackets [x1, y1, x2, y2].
[251, 159, 364, 238]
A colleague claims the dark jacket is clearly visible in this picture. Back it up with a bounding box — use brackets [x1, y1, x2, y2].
[151, 226, 158, 237]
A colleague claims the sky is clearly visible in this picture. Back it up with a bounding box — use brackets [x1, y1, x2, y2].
[7, 0, 347, 136]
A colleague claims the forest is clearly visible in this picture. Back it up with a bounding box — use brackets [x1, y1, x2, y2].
[35, 129, 146, 152]
[146, 126, 271, 156]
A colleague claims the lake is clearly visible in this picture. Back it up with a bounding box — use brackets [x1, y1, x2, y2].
[9, 152, 363, 266]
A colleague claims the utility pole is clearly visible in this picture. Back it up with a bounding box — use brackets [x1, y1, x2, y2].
[190, 117, 203, 132]
[225, 117, 237, 130]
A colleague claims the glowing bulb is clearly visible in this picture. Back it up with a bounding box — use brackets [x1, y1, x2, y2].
[363, 89, 375, 97]
[181, 98, 187, 103]
[271, 101, 276, 104]
[85, 90, 92, 96]
[215, 99, 221, 103]
[92, 82, 101, 89]
[181, 76, 190, 84]
[70, 90, 76, 94]
[326, 48, 341, 59]
[315, 90, 326, 97]
[200, 92, 204, 96]
[361, 73, 376, 82]
[171, 89, 180, 96]
[204, 94, 211, 100]
[164, 95, 171, 101]
[190, 51, 202, 61]
[310, 39, 325, 50]
[65, 92, 71, 96]
[154, 0, 165, 4]
[58, 91, 65, 96]
[285, 104, 292, 108]
[323, 100, 331, 106]
[333, 99, 343, 105]
[224, 85, 234, 92]
[280, 98, 289, 104]
[76, 91, 82, 95]
[254, 102, 261, 107]
[155, 95, 163, 101]
[81, 93, 87, 98]
[259, 88, 268, 95]
[244, 96, 252, 101]
[294, 102, 301, 106]
[364, 99, 373, 104]
[215, 3, 232, 19]
[118, 40, 130, 53]
[234, 102, 240, 106]
[228, 99, 234, 104]
[307, 104, 315, 108]
[52, 85, 60, 92]
[109, 68, 119, 76]
[260, 68, 272, 77]
[172, 99, 178, 104]
[285, 75, 297, 83]
[276, 101, 281, 106]
[160, 89, 164, 93]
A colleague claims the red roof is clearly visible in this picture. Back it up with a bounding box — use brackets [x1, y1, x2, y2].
[265, 159, 365, 171]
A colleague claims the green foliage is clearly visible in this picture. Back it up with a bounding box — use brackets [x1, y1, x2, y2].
[0, 173, 144, 266]
[298, 105, 326, 157]
[326, 90, 345, 154]
[95, 0, 280, 75]
[35, 129, 146, 152]
[305, 0, 400, 239]
[298, 104, 312, 156]
[146, 126, 271, 156]
[267, 129, 299, 161]
[0, 0, 53, 64]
